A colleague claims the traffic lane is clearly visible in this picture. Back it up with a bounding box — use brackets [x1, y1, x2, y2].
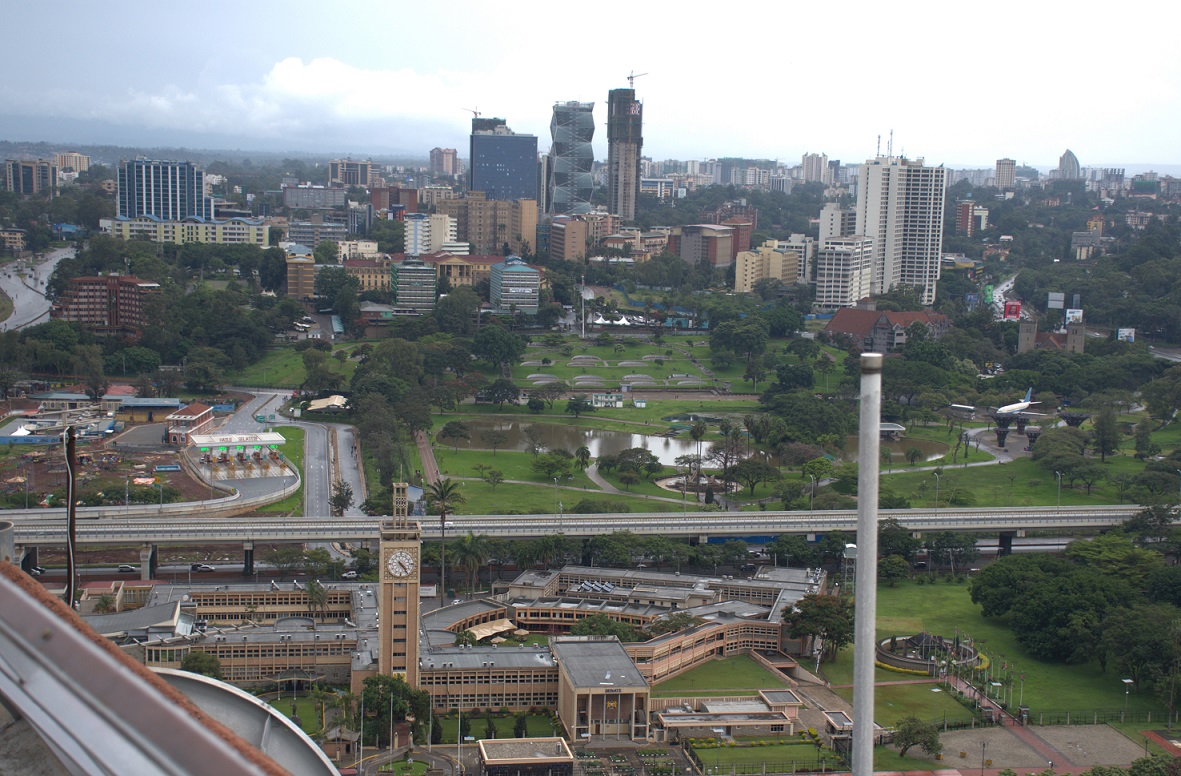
[328, 423, 367, 515]
[0, 248, 71, 330]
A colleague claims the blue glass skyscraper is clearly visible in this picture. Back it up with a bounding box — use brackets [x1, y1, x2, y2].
[468, 118, 538, 201]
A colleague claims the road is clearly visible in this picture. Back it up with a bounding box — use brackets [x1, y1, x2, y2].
[0, 246, 73, 331]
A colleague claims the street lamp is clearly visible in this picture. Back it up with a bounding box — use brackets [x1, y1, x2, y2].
[980, 741, 987, 776]
[1055, 471, 1062, 511]
[931, 687, 942, 724]
[1124, 678, 1134, 710]
[711, 727, 725, 773]
[808, 474, 816, 511]
[933, 471, 941, 511]
[1175, 470, 1180, 506]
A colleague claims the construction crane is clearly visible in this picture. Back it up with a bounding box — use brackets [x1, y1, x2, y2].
[463, 107, 481, 119]
[626, 71, 648, 89]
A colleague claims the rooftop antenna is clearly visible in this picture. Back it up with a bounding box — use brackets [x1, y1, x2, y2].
[876, 135, 881, 157]
[626, 70, 648, 89]
[888, 129, 894, 158]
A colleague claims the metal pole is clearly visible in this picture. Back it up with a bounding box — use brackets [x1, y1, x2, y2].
[934, 472, 940, 511]
[1056, 471, 1061, 511]
[852, 353, 883, 776]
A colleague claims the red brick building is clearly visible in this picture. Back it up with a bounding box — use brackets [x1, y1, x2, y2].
[51, 275, 160, 338]
[166, 402, 215, 445]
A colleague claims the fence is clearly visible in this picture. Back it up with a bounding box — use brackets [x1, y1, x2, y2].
[684, 742, 845, 775]
[1026, 709, 1168, 726]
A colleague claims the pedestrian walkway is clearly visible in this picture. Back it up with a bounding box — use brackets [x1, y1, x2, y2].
[417, 430, 440, 485]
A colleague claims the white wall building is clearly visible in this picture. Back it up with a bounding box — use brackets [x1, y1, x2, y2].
[855, 156, 947, 305]
[814, 236, 874, 311]
[404, 213, 458, 257]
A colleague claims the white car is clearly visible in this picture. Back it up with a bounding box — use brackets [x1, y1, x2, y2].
[341, 570, 359, 580]
[117, 564, 138, 573]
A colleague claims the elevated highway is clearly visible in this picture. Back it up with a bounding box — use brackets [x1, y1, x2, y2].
[7, 504, 1144, 547]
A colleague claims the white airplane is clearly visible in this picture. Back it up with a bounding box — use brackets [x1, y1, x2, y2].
[996, 388, 1044, 415]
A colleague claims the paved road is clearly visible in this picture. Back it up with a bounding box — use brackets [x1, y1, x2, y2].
[0, 246, 73, 331]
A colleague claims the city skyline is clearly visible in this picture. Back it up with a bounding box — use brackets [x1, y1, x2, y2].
[1, 2, 1180, 170]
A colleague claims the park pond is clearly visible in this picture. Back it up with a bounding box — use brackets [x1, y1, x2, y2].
[841, 435, 948, 462]
[446, 419, 700, 465]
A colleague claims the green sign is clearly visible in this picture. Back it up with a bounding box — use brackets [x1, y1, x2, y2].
[984, 284, 994, 300]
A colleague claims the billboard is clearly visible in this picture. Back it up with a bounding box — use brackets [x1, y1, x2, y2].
[1118, 328, 1136, 343]
[1048, 292, 1065, 309]
[984, 284, 994, 301]
[1003, 301, 1022, 320]
[1065, 309, 1084, 323]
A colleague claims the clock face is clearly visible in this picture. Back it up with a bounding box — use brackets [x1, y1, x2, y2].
[387, 550, 416, 578]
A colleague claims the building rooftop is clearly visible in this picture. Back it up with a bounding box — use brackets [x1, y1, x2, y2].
[478, 738, 573, 764]
[550, 637, 648, 689]
[421, 646, 556, 672]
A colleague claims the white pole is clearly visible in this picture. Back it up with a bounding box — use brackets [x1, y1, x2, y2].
[852, 353, 883, 776]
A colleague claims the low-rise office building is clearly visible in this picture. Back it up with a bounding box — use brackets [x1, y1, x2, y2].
[101, 215, 270, 245]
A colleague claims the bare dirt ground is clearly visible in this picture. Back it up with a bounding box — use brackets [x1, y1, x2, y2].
[898, 725, 1146, 770]
[1035, 725, 1147, 767]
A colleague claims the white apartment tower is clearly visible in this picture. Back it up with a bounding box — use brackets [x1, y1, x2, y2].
[995, 158, 1016, 190]
[815, 236, 874, 310]
[854, 156, 946, 305]
[404, 213, 458, 256]
[802, 153, 828, 183]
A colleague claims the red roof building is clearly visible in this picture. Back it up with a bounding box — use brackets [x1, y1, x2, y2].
[166, 402, 214, 445]
[823, 308, 949, 352]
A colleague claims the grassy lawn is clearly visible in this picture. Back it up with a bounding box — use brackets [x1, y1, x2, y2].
[267, 694, 325, 735]
[255, 425, 304, 514]
[691, 741, 830, 769]
[831, 579, 1166, 715]
[435, 714, 558, 743]
[652, 655, 789, 696]
[432, 448, 595, 489]
[833, 680, 976, 727]
[882, 455, 1138, 508]
[378, 760, 430, 775]
[451, 480, 678, 515]
[228, 345, 362, 389]
[0, 285, 12, 323]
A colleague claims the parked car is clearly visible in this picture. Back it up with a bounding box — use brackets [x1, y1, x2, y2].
[341, 570, 358, 580]
[191, 564, 216, 572]
[117, 564, 138, 573]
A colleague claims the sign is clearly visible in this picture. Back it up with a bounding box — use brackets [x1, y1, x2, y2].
[1065, 309, 1084, 323]
[1003, 301, 1022, 320]
[154, 464, 181, 472]
[1047, 292, 1065, 309]
[984, 284, 994, 301]
[1118, 328, 1136, 343]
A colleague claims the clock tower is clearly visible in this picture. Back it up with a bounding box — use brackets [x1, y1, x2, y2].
[378, 482, 421, 685]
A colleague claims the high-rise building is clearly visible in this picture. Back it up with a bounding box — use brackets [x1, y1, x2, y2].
[854, 155, 947, 305]
[490, 256, 541, 313]
[801, 153, 828, 183]
[1058, 150, 1081, 180]
[469, 118, 538, 201]
[995, 158, 1016, 189]
[548, 101, 595, 215]
[814, 236, 874, 311]
[377, 483, 421, 683]
[955, 200, 989, 236]
[819, 203, 857, 244]
[5, 159, 57, 197]
[678, 225, 734, 268]
[403, 213, 458, 256]
[53, 152, 90, 173]
[117, 159, 212, 220]
[607, 88, 643, 222]
[436, 193, 537, 255]
[51, 275, 161, 338]
[734, 241, 801, 294]
[429, 148, 458, 177]
[391, 257, 437, 312]
[328, 159, 373, 187]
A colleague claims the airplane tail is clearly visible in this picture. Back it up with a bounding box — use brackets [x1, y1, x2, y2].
[1024, 387, 1032, 402]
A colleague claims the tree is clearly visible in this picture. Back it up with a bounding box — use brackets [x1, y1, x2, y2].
[483, 378, 520, 408]
[482, 430, 509, 454]
[570, 612, 642, 642]
[892, 715, 942, 758]
[905, 447, 923, 465]
[787, 593, 854, 662]
[733, 459, 782, 496]
[180, 651, 222, 680]
[1134, 422, 1162, 461]
[264, 546, 306, 577]
[879, 555, 912, 586]
[452, 532, 490, 596]
[473, 325, 526, 370]
[484, 714, 498, 739]
[565, 394, 595, 418]
[427, 479, 467, 602]
[575, 446, 592, 471]
[527, 397, 545, 413]
[1092, 408, 1121, 463]
[482, 469, 505, 491]
[305, 578, 330, 619]
[532, 381, 568, 409]
[458, 711, 472, 740]
[619, 471, 641, 491]
[514, 713, 528, 738]
[313, 239, 338, 264]
[438, 421, 471, 452]
[74, 344, 108, 401]
[330, 479, 354, 515]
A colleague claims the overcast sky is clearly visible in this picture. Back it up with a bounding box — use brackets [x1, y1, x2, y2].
[3, 1, 1179, 170]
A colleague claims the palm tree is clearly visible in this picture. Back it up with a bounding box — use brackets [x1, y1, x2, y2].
[452, 532, 490, 598]
[305, 578, 329, 619]
[574, 446, 591, 472]
[689, 421, 708, 481]
[427, 478, 467, 604]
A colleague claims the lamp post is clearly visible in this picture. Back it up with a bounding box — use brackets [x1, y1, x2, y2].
[711, 727, 725, 773]
[808, 474, 815, 511]
[933, 471, 941, 511]
[980, 741, 987, 776]
[1055, 471, 1062, 511]
[553, 477, 560, 526]
[1124, 678, 1134, 710]
[931, 687, 942, 724]
[1175, 470, 1180, 506]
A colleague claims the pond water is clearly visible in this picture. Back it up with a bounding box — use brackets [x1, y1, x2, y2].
[446, 419, 700, 465]
[841, 435, 949, 462]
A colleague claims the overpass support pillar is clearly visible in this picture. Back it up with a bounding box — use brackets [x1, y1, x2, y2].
[17, 545, 38, 572]
[698, 535, 710, 546]
[998, 532, 1016, 557]
[139, 544, 157, 581]
[243, 541, 254, 576]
